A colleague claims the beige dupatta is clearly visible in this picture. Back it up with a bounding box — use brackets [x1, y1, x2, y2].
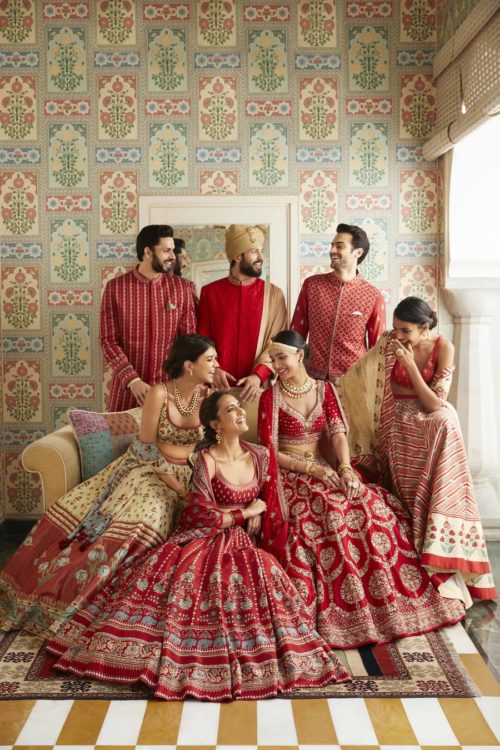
[254, 282, 288, 370]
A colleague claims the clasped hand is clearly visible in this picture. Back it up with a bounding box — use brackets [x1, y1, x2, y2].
[246, 497, 267, 537]
[213, 369, 262, 403]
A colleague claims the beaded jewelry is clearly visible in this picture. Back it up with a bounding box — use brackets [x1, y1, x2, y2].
[279, 376, 314, 399]
[173, 381, 201, 416]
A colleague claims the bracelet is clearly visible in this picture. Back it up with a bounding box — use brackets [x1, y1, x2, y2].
[337, 462, 353, 475]
[231, 508, 245, 526]
[228, 511, 236, 527]
[176, 487, 189, 500]
[289, 456, 298, 472]
[304, 460, 313, 475]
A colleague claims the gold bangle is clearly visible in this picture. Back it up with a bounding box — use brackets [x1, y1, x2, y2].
[337, 462, 353, 475]
[304, 460, 313, 475]
[289, 456, 298, 472]
[228, 510, 236, 527]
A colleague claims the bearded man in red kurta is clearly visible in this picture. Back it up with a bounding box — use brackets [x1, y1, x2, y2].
[100, 224, 197, 411]
[197, 224, 288, 402]
[291, 223, 386, 380]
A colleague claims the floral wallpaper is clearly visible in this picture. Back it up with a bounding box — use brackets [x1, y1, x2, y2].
[1, 0, 441, 519]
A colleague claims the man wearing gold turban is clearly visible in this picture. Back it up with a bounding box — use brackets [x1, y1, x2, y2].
[198, 224, 288, 402]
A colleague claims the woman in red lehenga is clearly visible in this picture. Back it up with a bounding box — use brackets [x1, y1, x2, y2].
[0, 334, 217, 638]
[258, 330, 466, 649]
[336, 297, 495, 605]
[46, 391, 350, 701]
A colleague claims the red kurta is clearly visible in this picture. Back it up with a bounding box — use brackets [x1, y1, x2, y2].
[291, 272, 385, 379]
[100, 267, 197, 411]
[198, 276, 282, 382]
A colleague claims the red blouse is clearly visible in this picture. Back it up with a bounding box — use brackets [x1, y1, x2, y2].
[390, 336, 441, 389]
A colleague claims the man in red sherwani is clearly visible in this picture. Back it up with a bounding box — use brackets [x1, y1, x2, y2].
[197, 224, 288, 403]
[291, 223, 385, 380]
[100, 224, 197, 411]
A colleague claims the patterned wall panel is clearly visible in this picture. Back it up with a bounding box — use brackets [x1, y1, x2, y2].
[0, 0, 442, 518]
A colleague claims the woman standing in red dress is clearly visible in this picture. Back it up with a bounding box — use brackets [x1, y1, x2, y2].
[258, 330, 466, 649]
[47, 391, 349, 701]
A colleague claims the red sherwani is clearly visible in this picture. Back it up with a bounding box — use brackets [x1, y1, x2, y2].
[198, 276, 287, 382]
[100, 267, 197, 411]
[291, 272, 385, 379]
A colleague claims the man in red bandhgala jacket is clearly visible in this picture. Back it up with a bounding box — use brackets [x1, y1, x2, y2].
[291, 222, 385, 380]
[197, 224, 288, 403]
[100, 224, 197, 411]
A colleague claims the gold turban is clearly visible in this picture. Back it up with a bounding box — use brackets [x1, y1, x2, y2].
[225, 224, 267, 261]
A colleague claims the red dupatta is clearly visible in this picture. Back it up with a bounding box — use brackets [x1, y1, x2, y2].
[179, 440, 288, 559]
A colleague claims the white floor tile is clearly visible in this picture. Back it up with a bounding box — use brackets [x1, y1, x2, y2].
[15, 700, 74, 745]
[401, 697, 459, 745]
[475, 696, 500, 741]
[328, 698, 378, 745]
[257, 698, 298, 746]
[443, 622, 479, 653]
[95, 699, 148, 745]
[177, 701, 220, 745]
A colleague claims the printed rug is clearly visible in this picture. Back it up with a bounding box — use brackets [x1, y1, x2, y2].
[0, 629, 477, 699]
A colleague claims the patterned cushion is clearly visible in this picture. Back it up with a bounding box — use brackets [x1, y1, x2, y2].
[68, 407, 142, 481]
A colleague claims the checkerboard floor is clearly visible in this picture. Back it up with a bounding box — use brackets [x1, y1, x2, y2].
[0, 624, 499, 749]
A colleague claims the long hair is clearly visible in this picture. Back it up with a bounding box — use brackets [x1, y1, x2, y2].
[198, 390, 228, 448]
[163, 333, 214, 378]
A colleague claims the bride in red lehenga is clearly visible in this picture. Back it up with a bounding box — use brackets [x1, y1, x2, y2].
[258, 330, 466, 649]
[46, 391, 350, 701]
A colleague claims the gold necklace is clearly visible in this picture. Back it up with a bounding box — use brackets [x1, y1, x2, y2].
[279, 377, 314, 399]
[173, 381, 201, 416]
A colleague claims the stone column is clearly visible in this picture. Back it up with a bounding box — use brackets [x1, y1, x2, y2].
[443, 288, 500, 539]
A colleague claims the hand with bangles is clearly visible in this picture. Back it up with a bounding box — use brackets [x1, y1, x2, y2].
[337, 462, 363, 500]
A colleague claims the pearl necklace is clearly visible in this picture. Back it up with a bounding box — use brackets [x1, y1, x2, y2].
[279, 376, 314, 399]
[173, 381, 201, 416]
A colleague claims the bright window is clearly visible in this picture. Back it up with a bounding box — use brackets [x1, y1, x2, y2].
[448, 116, 500, 277]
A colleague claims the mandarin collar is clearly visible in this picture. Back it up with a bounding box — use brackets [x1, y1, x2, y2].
[227, 273, 259, 287]
[132, 265, 165, 284]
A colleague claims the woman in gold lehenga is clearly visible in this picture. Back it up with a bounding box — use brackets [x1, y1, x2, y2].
[0, 334, 217, 638]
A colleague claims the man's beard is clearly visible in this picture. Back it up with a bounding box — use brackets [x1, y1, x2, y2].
[239, 258, 262, 277]
[152, 252, 172, 274]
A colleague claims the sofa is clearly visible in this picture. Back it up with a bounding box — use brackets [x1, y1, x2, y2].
[21, 393, 261, 512]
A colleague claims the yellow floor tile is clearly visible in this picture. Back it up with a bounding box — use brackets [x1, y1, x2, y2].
[57, 699, 110, 745]
[439, 697, 499, 745]
[177, 746, 216, 750]
[291, 698, 338, 745]
[365, 697, 418, 745]
[460, 653, 500, 696]
[0, 701, 36, 744]
[217, 699, 257, 745]
[137, 700, 184, 745]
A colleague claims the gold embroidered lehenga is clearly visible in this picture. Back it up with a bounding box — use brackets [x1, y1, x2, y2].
[0, 403, 200, 638]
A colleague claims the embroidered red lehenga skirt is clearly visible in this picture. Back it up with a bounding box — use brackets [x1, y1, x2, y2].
[47, 525, 350, 701]
[281, 466, 466, 648]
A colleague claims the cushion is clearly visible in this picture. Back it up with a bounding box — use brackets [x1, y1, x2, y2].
[68, 407, 142, 481]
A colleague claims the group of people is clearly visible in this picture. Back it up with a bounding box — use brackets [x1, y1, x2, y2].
[0, 222, 495, 702]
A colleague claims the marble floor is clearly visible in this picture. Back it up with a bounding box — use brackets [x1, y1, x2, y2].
[0, 530, 499, 749]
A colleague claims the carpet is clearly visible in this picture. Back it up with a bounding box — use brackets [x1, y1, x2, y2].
[0, 629, 478, 700]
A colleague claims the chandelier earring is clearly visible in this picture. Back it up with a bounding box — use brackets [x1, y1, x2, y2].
[215, 428, 223, 444]
[421, 327, 429, 339]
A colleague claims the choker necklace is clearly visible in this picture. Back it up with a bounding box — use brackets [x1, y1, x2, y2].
[279, 377, 314, 398]
[173, 381, 201, 416]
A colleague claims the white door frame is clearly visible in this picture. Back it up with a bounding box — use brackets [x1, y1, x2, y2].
[139, 195, 299, 310]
